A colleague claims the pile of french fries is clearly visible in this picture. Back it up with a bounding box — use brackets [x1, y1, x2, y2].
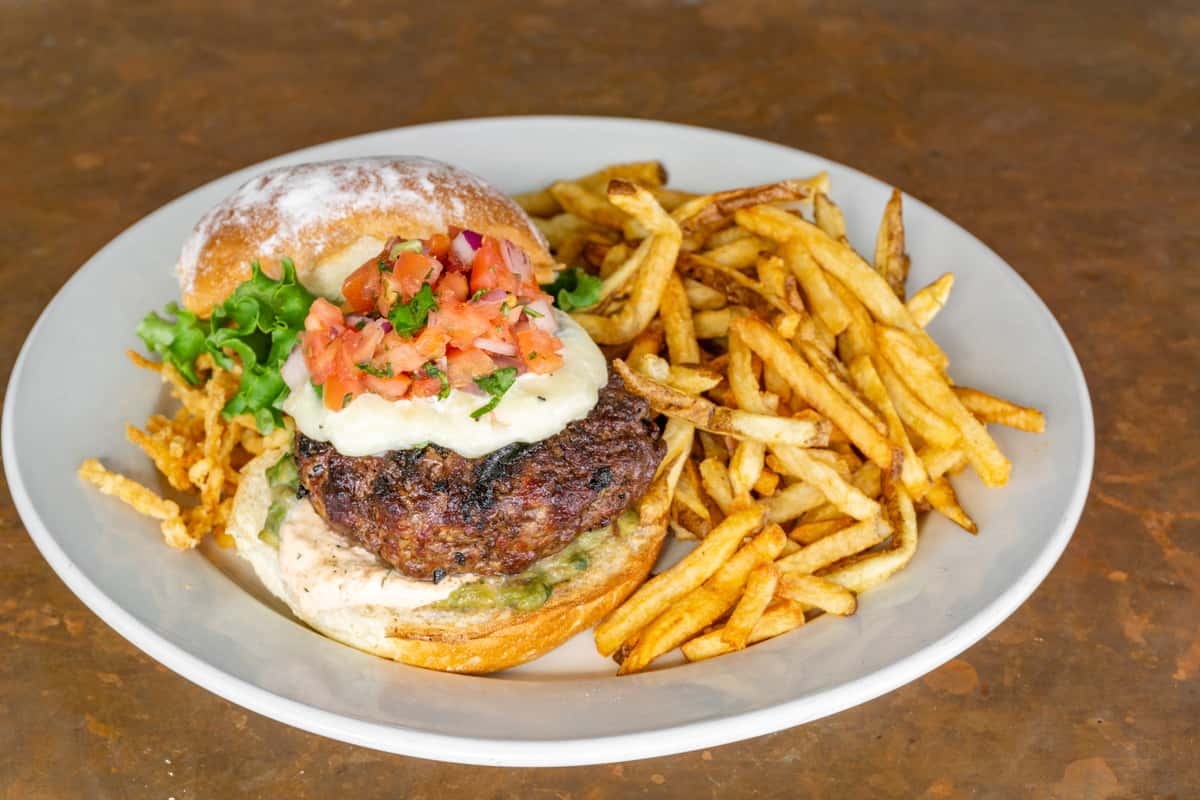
[79, 353, 292, 550]
[516, 161, 1046, 674]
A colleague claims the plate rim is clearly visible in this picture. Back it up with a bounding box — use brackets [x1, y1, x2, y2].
[2, 115, 1095, 766]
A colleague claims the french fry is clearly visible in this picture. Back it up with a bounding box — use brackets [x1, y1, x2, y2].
[649, 187, 698, 212]
[781, 239, 851, 336]
[925, 476, 978, 534]
[594, 237, 649, 307]
[755, 254, 790, 302]
[704, 225, 755, 249]
[576, 160, 668, 193]
[763, 482, 826, 524]
[660, 273, 702, 364]
[795, 340, 888, 435]
[693, 306, 743, 339]
[776, 515, 891, 575]
[675, 177, 827, 250]
[753, 468, 780, 497]
[728, 439, 765, 506]
[699, 457, 735, 515]
[768, 444, 881, 521]
[876, 326, 1011, 487]
[572, 182, 681, 344]
[731, 317, 895, 470]
[698, 236, 774, 270]
[953, 386, 1046, 433]
[684, 278, 728, 310]
[919, 445, 968, 480]
[873, 355, 962, 449]
[678, 253, 791, 318]
[873, 189, 910, 299]
[778, 573, 857, 616]
[681, 600, 806, 661]
[821, 475, 919, 593]
[721, 563, 780, 649]
[550, 180, 631, 231]
[599, 241, 632, 279]
[736, 206, 947, 369]
[594, 507, 765, 656]
[814, 193, 848, 243]
[533, 212, 596, 252]
[626, 319, 665, 364]
[619, 524, 787, 673]
[848, 355, 930, 497]
[906, 273, 954, 327]
[614, 360, 831, 448]
[789, 517, 855, 545]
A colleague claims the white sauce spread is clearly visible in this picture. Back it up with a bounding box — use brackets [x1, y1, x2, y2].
[283, 310, 608, 458]
[278, 499, 468, 616]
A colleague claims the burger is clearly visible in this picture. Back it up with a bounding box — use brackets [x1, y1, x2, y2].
[176, 157, 668, 673]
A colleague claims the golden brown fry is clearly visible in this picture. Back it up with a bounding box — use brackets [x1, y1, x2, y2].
[873, 188, 910, 299]
[814, 193, 848, 243]
[599, 241, 632, 279]
[698, 236, 774, 270]
[753, 468, 781, 497]
[649, 187, 698, 212]
[684, 278, 728, 311]
[821, 476, 919, 593]
[906, 273, 954, 327]
[595, 507, 765, 656]
[704, 225, 756, 249]
[873, 355, 962, 449]
[776, 515, 891, 575]
[920, 445, 968, 480]
[125, 424, 192, 491]
[675, 176, 828, 250]
[594, 239, 648, 307]
[728, 439, 765, 507]
[661, 273, 702, 364]
[533, 212, 596, 252]
[619, 524, 787, 673]
[778, 573, 857, 616]
[615, 359, 830, 447]
[681, 600, 806, 661]
[576, 160, 668, 193]
[953, 386, 1046, 433]
[768, 444, 881, 521]
[796, 340, 888, 435]
[512, 189, 560, 218]
[699, 457, 735, 515]
[789, 517, 855, 545]
[737, 206, 947, 369]
[876, 326, 1011, 487]
[632, 354, 723, 395]
[721, 562, 780, 649]
[763, 481, 826, 524]
[626, 319, 665, 364]
[731, 317, 895, 470]
[678, 253, 790, 318]
[572, 182, 681, 344]
[926, 476, 978, 534]
[848, 355, 930, 498]
[781, 239, 852, 336]
[550, 181, 631, 230]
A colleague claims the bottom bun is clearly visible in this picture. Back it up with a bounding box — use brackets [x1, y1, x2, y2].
[228, 447, 669, 673]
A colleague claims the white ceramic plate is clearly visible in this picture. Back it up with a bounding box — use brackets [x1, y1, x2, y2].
[3, 117, 1093, 766]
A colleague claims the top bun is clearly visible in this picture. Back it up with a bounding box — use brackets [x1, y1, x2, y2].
[175, 157, 553, 316]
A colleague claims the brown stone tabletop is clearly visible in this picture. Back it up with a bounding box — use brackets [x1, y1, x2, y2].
[2, 1, 1197, 797]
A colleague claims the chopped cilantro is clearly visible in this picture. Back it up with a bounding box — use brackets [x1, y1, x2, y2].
[424, 362, 451, 400]
[522, 305, 543, 318]
[389, 239, 424, 258]
[470, 367, 518, 419]
[137, 258, 315, 432]
[357, 361, 393, 378]
[541, 267, 601, 312]
[470, 288, 487, 302]
[388, 282, 438, 337]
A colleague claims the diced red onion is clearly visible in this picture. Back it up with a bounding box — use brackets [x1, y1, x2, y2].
[489, 355, 526, 374]
[380, 320, 393, 333]
[479, 289, 508, 304]
[462, 230, 483, 249]
[346, 313, 366, 327]
[474, 337, 518, 356]
[449, 231, 479, 268]
[524, 298, 557, 333]
[505, 304, 524, 326]
[501, 239, 534, 283]
[281, 344, 308, 391]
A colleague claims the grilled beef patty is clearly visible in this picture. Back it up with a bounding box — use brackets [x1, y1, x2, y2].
[295, 374, 665, 580]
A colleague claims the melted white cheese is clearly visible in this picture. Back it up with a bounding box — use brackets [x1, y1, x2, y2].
[278, 499, 468, 616]
[305, 234, 385, 302]
[283, 310, 608, 458]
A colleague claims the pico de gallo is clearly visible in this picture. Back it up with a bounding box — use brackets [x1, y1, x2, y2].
[298, 230, 564, 415]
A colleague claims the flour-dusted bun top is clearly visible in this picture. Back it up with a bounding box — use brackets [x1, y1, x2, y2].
[176, 157, 552, 315]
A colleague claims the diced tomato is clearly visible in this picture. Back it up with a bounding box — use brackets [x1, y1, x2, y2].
[323, 370, 358, 412]
[392, 251, 442, 300]
[427, 232, 451, 260]
[470, 238, 518, 295]
[362, 373, 412, 401]
[446, 347, 496, 388]
[415, 326, 450, 360]
[410, 375, 445, 398]
[379, 337, 427, 374]
[437, 271, 469, 304]
[429, 301, 493, 348]
[348, 322, 385, 362]
[341, 260, 382, 313]
[305, 297, 344, 332]
[517, 328, 564, 374]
